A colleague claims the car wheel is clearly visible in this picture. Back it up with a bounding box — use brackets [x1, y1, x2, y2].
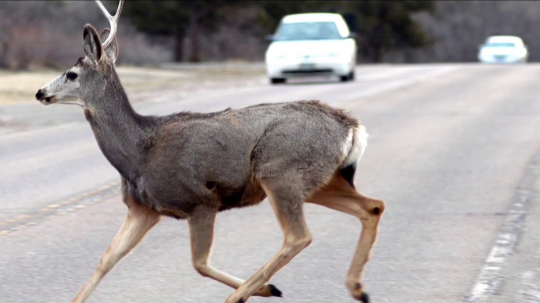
[270, 78, 286, 84]
[340, 75, 349, 82]
[348, 70, 355, 81]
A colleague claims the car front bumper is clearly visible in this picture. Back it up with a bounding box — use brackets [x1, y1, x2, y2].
[478, 54, 527, 64]
[266, 59, 354, 78]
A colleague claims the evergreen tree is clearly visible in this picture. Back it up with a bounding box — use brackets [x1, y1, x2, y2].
[345, 1, 435, 62]
[124, 1, 235, 62]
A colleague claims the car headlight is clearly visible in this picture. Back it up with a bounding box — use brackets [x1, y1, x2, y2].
[266, 53, 286, 64]
[267, 53, 285, 60]
[328, 52, 351, 60]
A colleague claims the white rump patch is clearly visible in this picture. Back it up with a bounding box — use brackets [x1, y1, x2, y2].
[341, 125, 368, 167]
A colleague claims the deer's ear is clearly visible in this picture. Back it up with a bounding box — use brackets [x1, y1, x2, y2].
[100, 28, 119, 64]
[83, 24, 103, 63]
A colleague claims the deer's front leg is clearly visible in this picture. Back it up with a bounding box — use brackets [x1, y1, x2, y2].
[72, 195, 160, 303]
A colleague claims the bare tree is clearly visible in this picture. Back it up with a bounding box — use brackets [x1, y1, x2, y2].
[0, 1, 170, 70]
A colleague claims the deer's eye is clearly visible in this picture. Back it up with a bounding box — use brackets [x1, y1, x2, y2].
[66, 72, 78, 81]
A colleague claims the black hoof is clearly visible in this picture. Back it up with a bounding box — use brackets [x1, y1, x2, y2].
[238, 299, 245, 303]
[268, 284, 282, 297]
[359, 292, 370, 303]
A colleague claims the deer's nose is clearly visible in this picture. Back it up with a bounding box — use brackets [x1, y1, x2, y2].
[35, 89, 44, 100]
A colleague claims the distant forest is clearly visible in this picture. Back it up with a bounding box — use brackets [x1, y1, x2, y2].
[0, 1, 539, 69]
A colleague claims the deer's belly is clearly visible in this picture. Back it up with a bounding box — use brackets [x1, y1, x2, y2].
[123, 173, 266, 219]
[122, 172, 267, 219]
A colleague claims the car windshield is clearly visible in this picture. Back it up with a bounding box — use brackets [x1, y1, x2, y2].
[274, 22, 343, 41]
[485, 42, 516, 48]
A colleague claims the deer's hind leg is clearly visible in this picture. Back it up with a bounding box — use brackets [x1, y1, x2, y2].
[307, 173, 384, 302]
[188, 205, 282, 297]
[225, 179, 312, 303]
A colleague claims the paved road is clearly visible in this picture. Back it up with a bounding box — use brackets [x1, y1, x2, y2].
[1, 64, 540, 303]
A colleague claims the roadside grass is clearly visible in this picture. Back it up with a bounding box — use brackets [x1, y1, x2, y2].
[0, 64, 266, 105]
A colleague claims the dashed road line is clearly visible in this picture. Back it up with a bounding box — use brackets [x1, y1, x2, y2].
[0, 181, 120, 237]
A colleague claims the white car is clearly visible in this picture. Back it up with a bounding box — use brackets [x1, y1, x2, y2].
[265, 13, 357, 84]
[478, 35, 528, 64]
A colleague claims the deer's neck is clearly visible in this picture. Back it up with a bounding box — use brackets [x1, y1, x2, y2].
[84, 82, 152, 183]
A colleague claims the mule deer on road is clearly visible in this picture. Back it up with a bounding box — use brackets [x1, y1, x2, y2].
[35, 1, 384, 302]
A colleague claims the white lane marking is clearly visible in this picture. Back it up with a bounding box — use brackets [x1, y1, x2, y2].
[332, 66, 461, 109]
[355, 66, 427, 81]
[466, 151, 540, 302]
[520, 270, 540, 302]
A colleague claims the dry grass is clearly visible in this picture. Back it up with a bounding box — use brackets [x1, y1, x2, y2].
[0, 64, 266, 105]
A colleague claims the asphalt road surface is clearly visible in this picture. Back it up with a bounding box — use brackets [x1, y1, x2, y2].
[2, 64, 540, 303]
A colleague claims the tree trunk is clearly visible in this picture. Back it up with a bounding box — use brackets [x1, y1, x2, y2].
[0, 40, 9, 69]
[371, 3, 391, 63]
[173, 31, 185, 62]
[372, 45, 383, 63]
[188, 6, 201, 63]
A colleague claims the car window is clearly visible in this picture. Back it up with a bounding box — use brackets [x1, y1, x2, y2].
[485, 42, 516, 48]
[274, 22, 343, 41]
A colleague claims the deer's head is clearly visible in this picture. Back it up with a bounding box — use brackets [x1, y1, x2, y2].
[35, 1, 123, 108]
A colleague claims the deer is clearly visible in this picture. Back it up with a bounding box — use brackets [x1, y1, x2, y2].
[34, 1, 385, 302]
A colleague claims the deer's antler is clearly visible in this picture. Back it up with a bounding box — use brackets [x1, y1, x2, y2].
[95, 0, 124, 48]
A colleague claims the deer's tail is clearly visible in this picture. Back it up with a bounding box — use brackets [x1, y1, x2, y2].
[339, 125, 368, 189]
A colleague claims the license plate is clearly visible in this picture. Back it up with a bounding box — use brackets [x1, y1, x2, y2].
[494, 55, 506, 61]
[299, 63, 315, 69]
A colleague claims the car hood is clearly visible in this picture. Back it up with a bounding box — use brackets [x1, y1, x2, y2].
[266, 39, 355, 57]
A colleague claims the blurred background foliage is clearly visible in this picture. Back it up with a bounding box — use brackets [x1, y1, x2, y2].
[122, 1, 434, 63]
[0, 1, 539, 69]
